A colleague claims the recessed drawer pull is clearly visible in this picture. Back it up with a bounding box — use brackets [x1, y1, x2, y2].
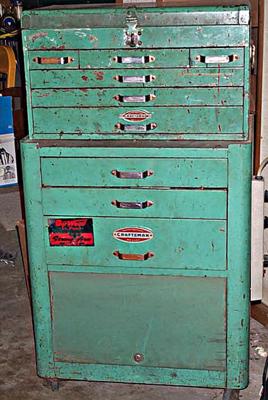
[114, 75, 156, 83]
[113, 55, 155, 64]
[111, 169, 154, 179]
[115, 123, 157, 132]
[33, 56, 74, 65]
[111, 200, 153, 209]
[113, 250, 154, 261]
[194, 54, 239, 64]
[114, 94, 156, 103]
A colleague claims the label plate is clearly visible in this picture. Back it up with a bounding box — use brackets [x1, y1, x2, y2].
[120, 110, 152, 122]
[113, 227, 153, 243]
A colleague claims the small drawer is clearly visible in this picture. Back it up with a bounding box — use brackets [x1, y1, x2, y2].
[42, 188, 227, 220]
[79, 49, 189, 69]
[32, 87, 243, 108]
[190, 48, 244, 68]
[33, 106, 243, 135]
[41, 157, 228, 188]
[30, 68, 244, 89]
[29, 51, 79, 69]
[45, 216, 227, 270]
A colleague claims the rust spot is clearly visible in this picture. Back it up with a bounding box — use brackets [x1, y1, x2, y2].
[88, 35, 98, 42]
[171, 373, 177, 378]
[79, 88, 88, 92]
[51, 45, 65, 50]
[29, 31, 48, 42]
[93, 71, 104, 81]
[82, 75, 88, 81]
[218, 124, 222, 132]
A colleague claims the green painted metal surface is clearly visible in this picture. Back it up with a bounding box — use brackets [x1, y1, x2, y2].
[42, 188, 227, 219]
[30, 68, 244, 88]
[41, 157, 228, 188]
[44, 217, 227, 270]
[33, 106, 243, 135]
[21, 3, 251, 395]
[32, 87, 243, 107]
[51, 273, 226, 369]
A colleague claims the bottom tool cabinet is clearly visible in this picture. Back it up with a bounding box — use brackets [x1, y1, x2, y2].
[21, 140, 251, 397]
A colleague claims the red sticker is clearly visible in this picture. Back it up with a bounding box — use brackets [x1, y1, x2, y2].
[120, 110, 152, 122]
[113, 227, 153, 243]
[48, 218, 94, 246]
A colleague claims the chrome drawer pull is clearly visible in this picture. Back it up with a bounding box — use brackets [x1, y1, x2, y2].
[115, 123, 157, 132]
[111, 170, 154, 179]
[113, 55, 155, 64]
[111, 200, 153, 209]
[114, 75, 156, 83]
[113, 250, 154, 261]
[114, 94, 156, 103]
[33, 56, 74, 65]
[194, 54, 239, 64]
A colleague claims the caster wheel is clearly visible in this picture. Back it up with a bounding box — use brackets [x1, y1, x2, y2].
[223, 389, 239, 400]
[46, 379, 60, 391]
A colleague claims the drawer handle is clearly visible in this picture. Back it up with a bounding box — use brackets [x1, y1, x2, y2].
[111, 200, 153, 209]
[114, 75, 156, 83]
[113, 250, 154, 261]
[111, 170, 154, 179]
[113, 55, 155, 64]
[33, 56, 74, 65]
[194, 54, 239, 64]
[114, 94, 156, 103]
[115, 123, 157, 132]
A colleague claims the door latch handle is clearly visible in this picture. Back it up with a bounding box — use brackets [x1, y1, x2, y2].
[111, 200, 153, 209]
[115, 123, 157, 132]
[33, 56, 74, 65]
[113, 250, 154, 261]
[111, 170, 154, 179]
[114, 94, 156, 103]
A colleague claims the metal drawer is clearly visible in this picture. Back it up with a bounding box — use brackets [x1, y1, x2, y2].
[42, 188, 227, 220]
[30, 68, 244, 89]
[24, 25, 248, 50]
[33, 106, 243, 136]
[45, 217, 227, 270]
[32, 87, 243, 108]
[41, 157, 228, 188]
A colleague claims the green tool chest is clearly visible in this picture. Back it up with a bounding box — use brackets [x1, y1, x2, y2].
[21, 4, 252, 399]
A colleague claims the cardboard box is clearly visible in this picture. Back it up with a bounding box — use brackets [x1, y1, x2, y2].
[0, 133, 17, 187]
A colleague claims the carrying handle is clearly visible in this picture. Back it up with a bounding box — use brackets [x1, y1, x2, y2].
[33, 56, 74, 65]
[111, 169, 154, 179]
[194, 54, 239, 64]
[114, 75, 156, 83]
[111, 200, 153, 209]
[114, 94, 156, 103]
[113, 250, 154, 261]
[115, 123, 157, 132]
[113, 55, 155, 64]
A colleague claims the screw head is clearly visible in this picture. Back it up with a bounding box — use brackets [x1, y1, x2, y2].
[133, 353, 144, 363]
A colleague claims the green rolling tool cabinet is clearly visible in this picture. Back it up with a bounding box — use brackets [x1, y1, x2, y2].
[21, 4, 252, 399]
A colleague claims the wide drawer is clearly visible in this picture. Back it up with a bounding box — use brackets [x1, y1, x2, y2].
[42, 188, 227, 219]
[30, 68, 244, 88]
[50, 272, 226, 370]
[32, 87, 243, 107]
[24, 26, 248, 50]
[41, 157, 228, 188]
[45, 217, 227, 270]
[33, 106, 243, 135]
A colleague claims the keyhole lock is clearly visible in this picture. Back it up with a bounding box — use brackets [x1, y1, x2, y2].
[133, 353, 144, 363]
[125, 31, 142, 47]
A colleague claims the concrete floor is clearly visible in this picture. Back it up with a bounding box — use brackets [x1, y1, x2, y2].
[0, 213, 267, 400]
